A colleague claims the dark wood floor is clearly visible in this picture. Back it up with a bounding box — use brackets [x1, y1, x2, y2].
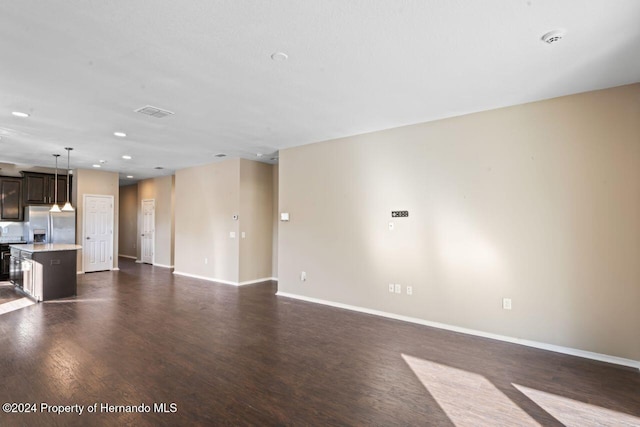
[0, 258, 638, 426]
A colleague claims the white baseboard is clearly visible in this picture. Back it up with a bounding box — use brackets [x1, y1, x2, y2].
[173, 271, 275, 287]
[111, 267, 120, 271]
[238, 277, 278, 285]
[173, 271, 238, 286]
[275, 292, 640, 370]
[153, 263, 174, 269]
[135, 260, 143, 264]
[76, 271, 84, 275]
[118, 254, 137, 260]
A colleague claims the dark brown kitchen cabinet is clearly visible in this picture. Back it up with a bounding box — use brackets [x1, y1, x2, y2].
[22, 172, 70, 205]
[0, 177, 23, 221]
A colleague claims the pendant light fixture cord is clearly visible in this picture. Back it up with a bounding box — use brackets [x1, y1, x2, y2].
[62, 147, 74, 212]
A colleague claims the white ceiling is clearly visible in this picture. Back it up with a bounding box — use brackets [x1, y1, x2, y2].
[1, 0, 639, 183]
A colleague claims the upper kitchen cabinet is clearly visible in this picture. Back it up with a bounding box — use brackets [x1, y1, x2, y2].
[22, 172, 71, 205]
[0, 177, 24, 221]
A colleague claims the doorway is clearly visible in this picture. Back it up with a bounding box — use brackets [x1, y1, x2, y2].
[141, 199, 155, 264]
[83, 194, 114, 272]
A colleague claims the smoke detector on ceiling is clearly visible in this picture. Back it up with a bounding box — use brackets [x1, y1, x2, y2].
[541, 30, 566, 44]
[135, 105, 175, 118]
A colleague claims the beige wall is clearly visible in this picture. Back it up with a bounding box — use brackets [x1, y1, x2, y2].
[239, 159, 273, 282]
[174, 158, 274, 284]
[174, 159, 241, 283]
[138, 175, 175, 267]
[278, 84, 640, 361]
[118, 184, 138, 258]
[74, 168, 119, 271]
[272, 164, 279, 278]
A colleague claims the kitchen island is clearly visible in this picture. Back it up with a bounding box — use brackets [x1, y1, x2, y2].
[9, 243, 82, 301]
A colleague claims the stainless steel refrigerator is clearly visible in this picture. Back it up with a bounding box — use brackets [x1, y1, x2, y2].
[25, 206, 76, 244]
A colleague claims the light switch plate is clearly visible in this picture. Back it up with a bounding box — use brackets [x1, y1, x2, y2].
[230, 232, 236, 239]
[394, 284, 402, 294]
[280, 212, 290, 221]
[241, 232, 246, 239]
[502, 298, 512, 310]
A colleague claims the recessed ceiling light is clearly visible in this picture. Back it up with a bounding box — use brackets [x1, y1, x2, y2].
[126, 175, 133, 179]
[122, 155, 132, 160]
[114, 132, 127, 138]
[12, 111, 29, 118]
[92, 164, 101, 168]
[271, 157, 279, 161]
[99, 160, 107, 164]
[256, 153, 263, 157]
[270, 52, 288, 61]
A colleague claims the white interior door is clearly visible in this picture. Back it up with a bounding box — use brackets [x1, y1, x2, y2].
[83, 195, 114, 273]
[141, 199, 155, 264]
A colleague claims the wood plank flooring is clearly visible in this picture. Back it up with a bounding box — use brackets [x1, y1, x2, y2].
[0, 258, 638, 426]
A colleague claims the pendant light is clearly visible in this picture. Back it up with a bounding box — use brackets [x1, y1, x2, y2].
[62, 147, 74, 212]
[50, 154, 62, 213]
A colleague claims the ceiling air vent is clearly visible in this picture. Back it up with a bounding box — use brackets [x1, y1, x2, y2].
[214, 154, 227, 158]
[134, 105, 175, 118]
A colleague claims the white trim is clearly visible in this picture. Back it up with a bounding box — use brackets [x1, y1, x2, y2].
[118, 254, 137, 260]
[76, 271, 84, 275]
[153, 263, 174, 269]
[173, 271, 238, 286]
[111, 267, 120, 271]
[135, 260, 143, 264]
[172, 271, 274, 287]
[275, 292, 640, 370]
[238, 277, 277, 286]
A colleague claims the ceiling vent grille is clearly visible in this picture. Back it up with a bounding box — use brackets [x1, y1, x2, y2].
[214, 154, 227, 158]
[134, 105, 175, 118]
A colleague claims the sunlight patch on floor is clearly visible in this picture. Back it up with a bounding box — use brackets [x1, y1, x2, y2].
[0, 297, 35, 316]
[513, 384, 640, 427]
[402, 354, 539, 426]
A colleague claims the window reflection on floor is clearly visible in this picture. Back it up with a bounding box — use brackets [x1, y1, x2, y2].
[0, 297, 35, 316]
[404, 353, 640, 427]
[402, 354, 540, 426]
[513, 383, 640, 427]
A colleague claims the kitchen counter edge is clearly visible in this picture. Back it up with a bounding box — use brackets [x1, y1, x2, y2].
[9, 244, 83, 253]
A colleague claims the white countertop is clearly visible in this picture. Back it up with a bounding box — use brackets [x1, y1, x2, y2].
[9, 244, 83, 253]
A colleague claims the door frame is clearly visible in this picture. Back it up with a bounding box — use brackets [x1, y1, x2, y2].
[141, 198, 155, 265]
[82, 194, 114, 273]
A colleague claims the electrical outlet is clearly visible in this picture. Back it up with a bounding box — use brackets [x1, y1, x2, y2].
[406, 286, 413, 295]
[389, 283, 395, 293]
[301, 271, 307, 281]
[204, 258, 208, 265]
[502, 298, 512, 310]
[230, 232, 236, 238]
[241, 232, 246, 239]
[389, 222, 395, 231]
[394, 284, 402, 294]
